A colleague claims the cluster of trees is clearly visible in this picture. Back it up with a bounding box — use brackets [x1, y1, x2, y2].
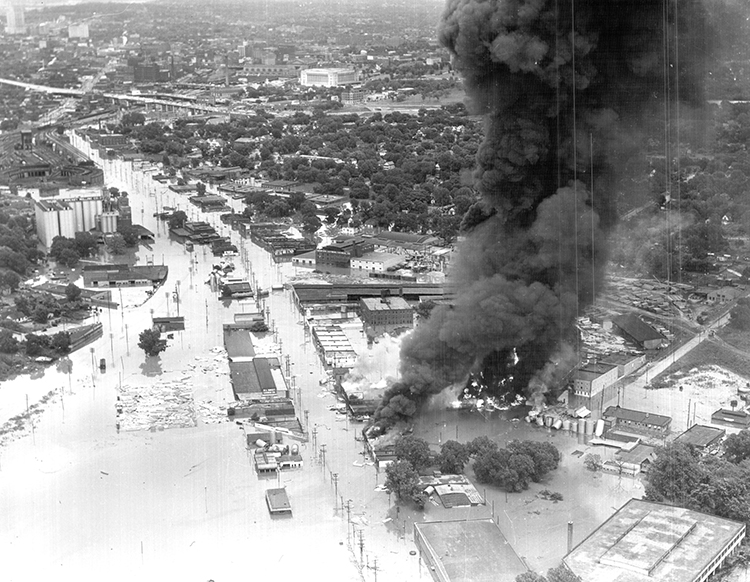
[469, 437, 561, 493]
[49, 232, 98, 267]
[0, 210, 42, 278]
[0, 328, 71, 356]
[14, 292, 62, 324]
[645, 437, 750, 525]
[125, 105, 479, 243]
[383, 435, 561, 506]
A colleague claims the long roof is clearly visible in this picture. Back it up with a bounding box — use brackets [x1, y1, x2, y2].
[603, 406, 671, 427]
[612, 314, 664, 343]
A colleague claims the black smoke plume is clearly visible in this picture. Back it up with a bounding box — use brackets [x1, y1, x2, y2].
[373, 0, 710, 430]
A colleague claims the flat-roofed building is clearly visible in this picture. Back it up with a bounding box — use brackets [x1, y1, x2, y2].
[564, 499, 746, 582]
[572, 363, 618, 398]
[603, 405, 671, 434]
[311, 325, 357, 368]
[82, 264, 168, 288]
[414, 519, 527, 582]
[351, 251, 402, 272]
[674, 424, 726, 453]
[360, 295, 413, 332]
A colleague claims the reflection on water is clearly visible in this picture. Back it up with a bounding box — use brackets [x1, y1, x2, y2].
[139, 355, 163, 377]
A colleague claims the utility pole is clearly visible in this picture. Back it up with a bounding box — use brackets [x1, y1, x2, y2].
[358, 529, 365, 563]
[312, 426, 318, 452]
[320, 443, 327, 472]
[332, 472, 339, 507]
[372, 557, 378, 582]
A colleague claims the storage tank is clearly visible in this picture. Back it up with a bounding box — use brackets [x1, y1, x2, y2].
[544, 415, 553, 428]
[584, 419, 594, 435]
[291, 444, 299, 455]
[254, 439, 267, 448]
[578, 418, 586, 433]
[562, 419, 572, 431]
[536, 416, 544, 427]
[595, 419, 605, 437]
[553, 419, 563, 430]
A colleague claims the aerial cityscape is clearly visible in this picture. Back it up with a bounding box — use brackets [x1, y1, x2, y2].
[2, 0, 750, 580]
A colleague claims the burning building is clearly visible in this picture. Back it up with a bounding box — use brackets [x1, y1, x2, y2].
[373, 0, 709, 430]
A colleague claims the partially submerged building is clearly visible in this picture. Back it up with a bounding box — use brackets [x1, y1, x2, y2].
[82, 264, 168, 288]
[413, 519, 527, 582]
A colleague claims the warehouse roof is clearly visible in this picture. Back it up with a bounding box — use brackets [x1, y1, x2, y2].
[565, 499, 745, 582]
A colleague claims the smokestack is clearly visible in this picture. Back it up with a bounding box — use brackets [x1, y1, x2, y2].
[567, 521, 574, 553]
[371, 0, 710, 431]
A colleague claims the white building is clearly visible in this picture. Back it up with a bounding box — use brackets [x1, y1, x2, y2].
[34, 189, 104, 247]
[68, 23, 90, 39]
[300, 68, 358, 87]
[35, 200, 76, 247]
[5, 4, 26, 35]
[351, 252, 402, 272]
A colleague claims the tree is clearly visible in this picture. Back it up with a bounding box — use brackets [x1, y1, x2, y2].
[32, 305, 50, 324]
[645, 442, 703, 505]
[65, 283, 81, 302]
[584, 453, 603, 472]
[118, 225, 140, 247]
[196, 182, 207, 196]
[138, 328, 167, 357]
[106, 233, 127, 255]
[414, 300, 437, 320]
[58, 248, 80, 268]
[468, 435, 498, 457]
[168, 210, 188, 230]
[0, 270, 20, 292]
[74, 231, 98, 258]
[384, 460, 421, 501]
[516, 573, 548, 582]
[24, 333, 49, 357]
[394, 435, 432, 471]
[436, 440, 470, 474]
[0, 329, 18, 353]
[507, 441, 561, 482]
[50, 331, 71, 353]
[724, 429, 750, 464]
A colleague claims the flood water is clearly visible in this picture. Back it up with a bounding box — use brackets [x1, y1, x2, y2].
[0, 157, 645, 581]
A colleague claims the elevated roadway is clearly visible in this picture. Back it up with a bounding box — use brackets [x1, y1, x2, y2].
[0, 77, 228, 116]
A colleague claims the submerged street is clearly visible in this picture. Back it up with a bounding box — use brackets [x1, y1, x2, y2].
[0, 157, 643, 581]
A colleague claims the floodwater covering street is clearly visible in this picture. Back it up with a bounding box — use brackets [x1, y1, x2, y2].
[0, 156, 644, 581]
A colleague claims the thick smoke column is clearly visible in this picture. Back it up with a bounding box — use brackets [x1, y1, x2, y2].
[373, 0, 709, 429]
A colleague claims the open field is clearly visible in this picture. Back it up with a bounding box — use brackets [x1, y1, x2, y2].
[655, 339, 750, 380]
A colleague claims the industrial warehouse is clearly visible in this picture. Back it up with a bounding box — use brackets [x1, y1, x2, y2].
[564, 499, 746, 582]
